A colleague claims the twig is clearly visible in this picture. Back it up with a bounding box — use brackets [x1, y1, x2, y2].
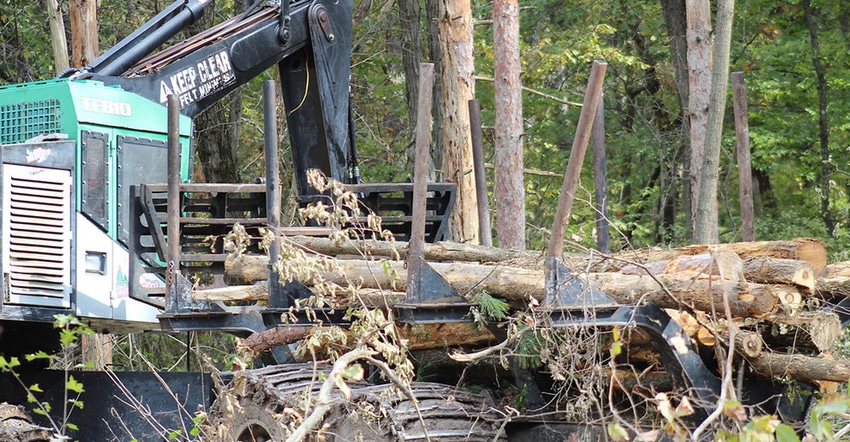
[286, 345, 377, 442]
[449, 325, 530, 362]
[474, 75, 584, 107]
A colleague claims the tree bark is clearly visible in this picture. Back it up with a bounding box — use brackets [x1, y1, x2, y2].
[742, 257, 815, 293]
[826, 261, 850, 277]
[685, 0, 712, 237]
[398, 0, 422, 151]
[222, 256, 793, 317]
[747, 352, 850, 384]
[44, 0, 69, 74]
[732, 72, 755, 242]
[70, 0, 98, 69]
[438, 0, 479, 243]
[693, 0, 734, 244]
[493, 0, 525, 250]
[660, 0, 691, 238]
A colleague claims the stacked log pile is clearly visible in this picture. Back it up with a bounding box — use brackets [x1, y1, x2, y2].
[202, 236, 850, 388]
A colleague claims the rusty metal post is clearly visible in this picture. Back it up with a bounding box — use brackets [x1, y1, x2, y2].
[547, 61, 607, 258]
[408, 63, 435, 261]
[468, 99, 492, 247]
[398, 63, 470, 322]
[166, 94, 181, 310]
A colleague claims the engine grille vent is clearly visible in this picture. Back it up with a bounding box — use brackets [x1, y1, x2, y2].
[2, 164, 71, 307]
[0, 99, 62, 145]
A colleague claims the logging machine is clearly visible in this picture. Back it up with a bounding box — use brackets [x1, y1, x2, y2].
[0, 0, 826, 440]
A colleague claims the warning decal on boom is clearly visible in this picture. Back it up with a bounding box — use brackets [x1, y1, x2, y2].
[159, 50, 236, 107]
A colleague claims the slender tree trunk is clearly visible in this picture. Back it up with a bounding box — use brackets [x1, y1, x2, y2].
[44, 0, 69, 74]
[694, 0, 734, 244]
[661, 0, 690, 243]
[70, 0, 98, 68]
[398, 0, 422, 154]
[493, 0, 525, 249]
[802, 0, 834, 236]
[426, 0, 444, 180]
[732, 72, 755, 242]
[437, 0, 478, 243]
[686, 0, 712, 238]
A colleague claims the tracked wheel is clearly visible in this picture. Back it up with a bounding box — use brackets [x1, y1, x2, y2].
[207, 363, 506, 441]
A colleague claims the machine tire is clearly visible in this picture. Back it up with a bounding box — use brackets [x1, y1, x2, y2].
[206, 363, 506, 441]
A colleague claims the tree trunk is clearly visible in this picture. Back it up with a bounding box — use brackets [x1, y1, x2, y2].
[661, 0, 691, 240]
[398, 0, 422, 163]
[693, 0, 734, 244]
[732, 72, 755, 242]
[802, 0, 834, 237]
[191, 3, 244, 183]
[685, 0, 712, 237]
[70, 0, 98, 68]
[426, 0, 444, 180]
[44, 0, 69, 74]
[493, 0, 525, 250]
[438, 0, 479, 243]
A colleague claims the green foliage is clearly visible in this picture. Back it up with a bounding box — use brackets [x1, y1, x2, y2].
[470, 291, 510, 322]
[0, 315, 94, 439]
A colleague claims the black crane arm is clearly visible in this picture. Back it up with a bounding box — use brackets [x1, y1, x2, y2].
[78, 0, 354, 194]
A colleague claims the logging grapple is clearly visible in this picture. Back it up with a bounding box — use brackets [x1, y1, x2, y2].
[0, 0, 832, 440]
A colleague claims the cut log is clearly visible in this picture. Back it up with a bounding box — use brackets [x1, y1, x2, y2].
[282, 236, 546, 266]
[240, 326, 311, 354]
[584, 238, 826, 274]
[682, 238, 827, 275]
[223, 256, 786, 318]
[758, 311, 842, 353]
[239, 322, 496, 355]
[742, 257, 815, 293]
[620, 251, 744, 281]
[826, 261, 850, 278]
[747, 352, 850, 383]
[816, 275, 850, 297]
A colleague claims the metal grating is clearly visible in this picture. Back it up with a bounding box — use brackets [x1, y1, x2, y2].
[0, 99, 62, 145]
[2, 164, 71, 307]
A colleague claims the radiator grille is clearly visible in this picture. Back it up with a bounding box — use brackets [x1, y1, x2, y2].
[0, 99, 62, 145]
[2, 164, 71, 307]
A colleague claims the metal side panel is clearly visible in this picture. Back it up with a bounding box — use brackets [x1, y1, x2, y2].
[1, 164, 72, 308]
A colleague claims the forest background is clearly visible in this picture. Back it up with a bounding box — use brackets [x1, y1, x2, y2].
[2, 0, 849, 259]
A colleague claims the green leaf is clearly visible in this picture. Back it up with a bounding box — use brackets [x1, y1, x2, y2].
[29, 383, 44, 393]
[70, 399, 84, 410]
[341, 363, 364, 382]
[606, 422, 629, 442]
[169, 429, 183, 440]
[66, 375, 84, 394]
[67, 423, 79, 431]
[774, 423, 800, 442]
[610, 341, 622, 357]
[0, 356, 21, 371]
[25, 351, 52, 361]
